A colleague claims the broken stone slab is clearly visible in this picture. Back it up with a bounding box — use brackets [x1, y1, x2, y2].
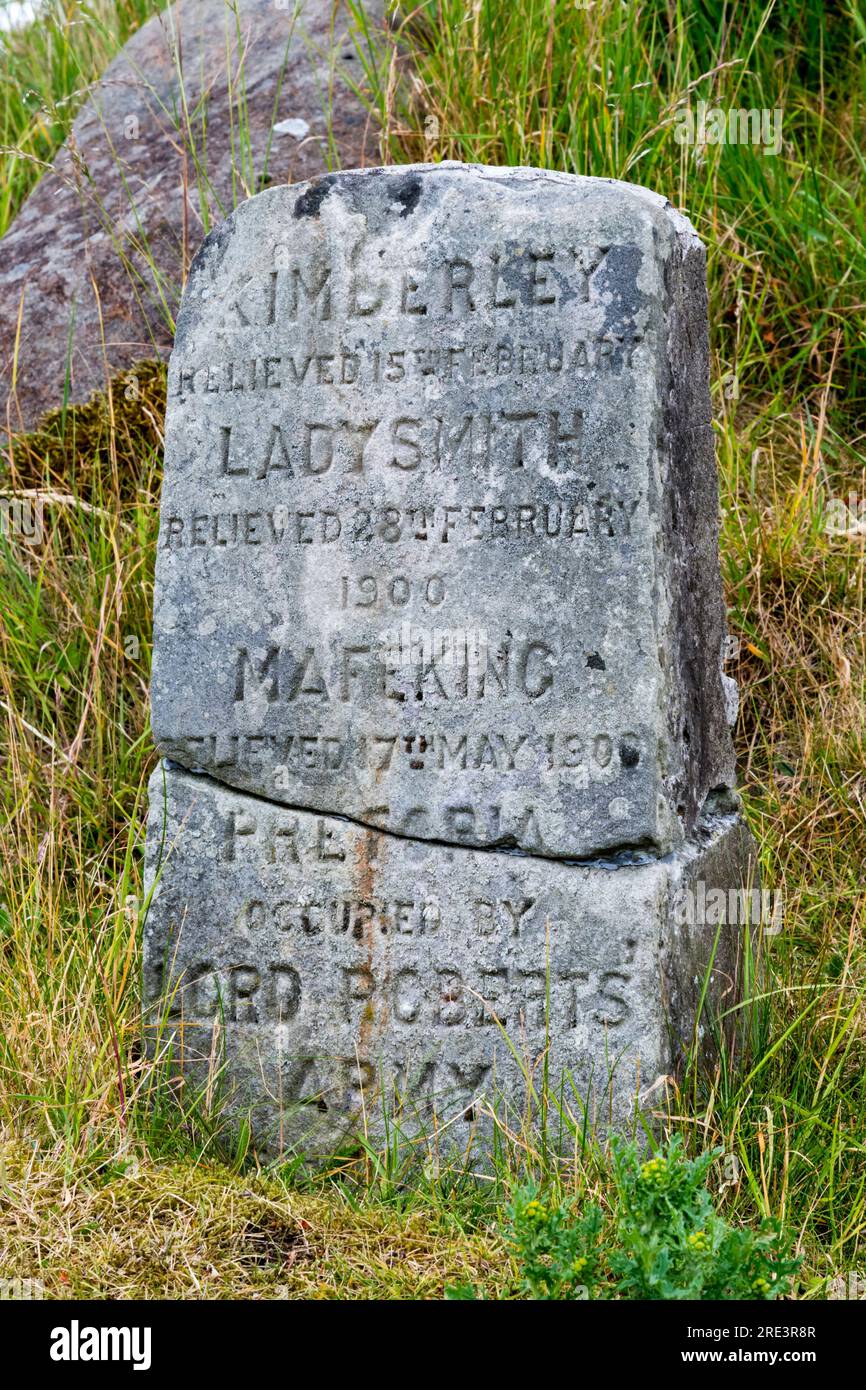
[142, 762, 756, 1156]
[0, 0, 383, 434]
[151, 161, 736, 860]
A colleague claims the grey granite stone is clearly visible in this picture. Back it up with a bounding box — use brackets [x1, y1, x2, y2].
[0, 0, 382, 434]
[143, 763, 756, 1155]
[145, 163, 757, 1152]
[151, 162, 736, 860]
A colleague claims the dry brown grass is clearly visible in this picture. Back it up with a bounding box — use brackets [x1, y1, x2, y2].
[0, 1141, 506, 1299]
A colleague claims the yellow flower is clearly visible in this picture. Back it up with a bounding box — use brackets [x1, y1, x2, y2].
[687, 1230, 710, 1252]
[571, 1257, 588, 1276]
[640, 1156, 668, 1183]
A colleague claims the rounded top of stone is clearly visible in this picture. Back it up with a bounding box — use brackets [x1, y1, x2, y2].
[182, 161, 703, 306]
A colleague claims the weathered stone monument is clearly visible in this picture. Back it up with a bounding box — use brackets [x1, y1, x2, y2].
[144, 163, 756, 1153]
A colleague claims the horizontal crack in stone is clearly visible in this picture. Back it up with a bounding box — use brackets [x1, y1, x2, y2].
[161, 759, 667, 870]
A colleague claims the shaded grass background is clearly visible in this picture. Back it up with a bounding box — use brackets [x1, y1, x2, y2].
[0, 0, 865, 1296]
[0, 0, 163, 238]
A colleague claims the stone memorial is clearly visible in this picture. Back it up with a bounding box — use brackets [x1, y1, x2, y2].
[144, 163, 756, 1153]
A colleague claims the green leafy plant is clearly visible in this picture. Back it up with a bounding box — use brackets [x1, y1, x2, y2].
[457, 1139, 802, 1300]
[504, 1184, 604, 1300]
[608, 1137, 801, 1300]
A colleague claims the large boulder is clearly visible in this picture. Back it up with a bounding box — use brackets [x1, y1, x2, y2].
[0, 0, 382, 433]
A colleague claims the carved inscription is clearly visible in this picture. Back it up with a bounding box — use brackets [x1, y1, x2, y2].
[152, 163, 709, 858]
[146, 164, 746, 1152]
[202, 242, 620, 333]
[148, 789, 641, 1047]
[160, 497, 642, 548]
[155, 955, 636, 1032]
[171, 336, 643, 399]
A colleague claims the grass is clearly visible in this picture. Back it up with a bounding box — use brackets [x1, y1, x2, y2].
[0, 1140, 508, 1298]
[0, 0, 865, 1298]
[0, 0, 163, 238]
